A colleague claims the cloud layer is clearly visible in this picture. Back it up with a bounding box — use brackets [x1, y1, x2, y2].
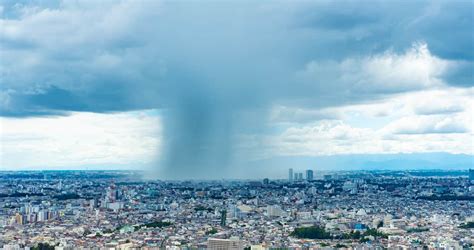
[0, 111, 160, 169]
[1, 1, 472, 115]
[0, 0, 472, 177]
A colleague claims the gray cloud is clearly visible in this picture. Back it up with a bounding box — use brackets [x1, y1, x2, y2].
[1, 0, 472, 178]
[395, 125, 468, 135]
[270, 106, 340, 124]
[414, 103, 465, 116]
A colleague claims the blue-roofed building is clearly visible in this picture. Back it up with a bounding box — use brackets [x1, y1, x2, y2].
[354, 223, 368, 231]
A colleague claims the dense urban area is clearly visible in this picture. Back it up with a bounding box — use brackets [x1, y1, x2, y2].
[0, 169, 473, 249]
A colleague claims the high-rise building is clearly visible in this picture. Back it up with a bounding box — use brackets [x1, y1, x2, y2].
[306, 170, 314, 181]
[288, 168, 293, 182]
[15, 213, 27, 225]
[90, 198, 98, 209]
[297, 172, 303, 181]
[220, 209, 227, 227]
[27, 213, 37, 223]
[469, 169, 474, 181]
[207, 237, 243, 250]
[106, 183, 118, 203]
[267, 205, 285, 217]
[38, 210, 48, 222]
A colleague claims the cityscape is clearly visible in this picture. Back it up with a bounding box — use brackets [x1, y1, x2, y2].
[1, 0, 473, 249]
[0, 169, 472, 249]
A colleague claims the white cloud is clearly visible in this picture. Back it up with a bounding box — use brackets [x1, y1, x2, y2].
[338, 87, 473, 124]
[300, 42, 454, 94]
[383, 115, 469, 135]
[0, 111, 161, 169]
[411, 90, 468, 115]
[265, 119, 472, 157]
[255, 87, 473, 157]
[2, 85, 471, 169]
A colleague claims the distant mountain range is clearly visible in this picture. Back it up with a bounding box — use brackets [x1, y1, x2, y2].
[245, 153, 473, 178]
[4, 153, 472, 180]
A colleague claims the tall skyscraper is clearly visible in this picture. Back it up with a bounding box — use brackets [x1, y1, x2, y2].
[470, 169, 474, 181]
[289, 168, 293, 182]
[306, 169, 314, 181]
[106, 183, 118, 203]
[220, 209, 227, 227]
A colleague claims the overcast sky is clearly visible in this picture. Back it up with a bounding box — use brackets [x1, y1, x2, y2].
[0, 0, 472, 178]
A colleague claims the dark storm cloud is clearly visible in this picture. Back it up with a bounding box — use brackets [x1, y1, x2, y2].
[442, 62, 474, 87]
[1, 0, 472, 178]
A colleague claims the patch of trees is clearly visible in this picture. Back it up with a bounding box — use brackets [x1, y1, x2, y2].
[31, 243, 55, 250]
[290, 226, 331, 239]
[2, 173, 45, 179]
[407, 227, 429, 233]
[134, 221, 172, 231]
[459, 222, 474, 229]
[53, 193, 81, 200]
[206, 228, 218, 235]
[364, 228, 388, 238]
[194, 205, 213, 212]
[291, 226, 388, 241]
[0, 192, 45, 198]
[417, 195, 473, 201]
[377, 183, 406, 191]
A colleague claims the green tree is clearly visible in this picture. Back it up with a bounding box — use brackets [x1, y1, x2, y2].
[206, 228, 218, 235]
[290, 226, 331, 239]
[31, 243, 55, 250]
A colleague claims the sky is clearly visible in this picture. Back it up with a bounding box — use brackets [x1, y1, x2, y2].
[0, 0, 473, 179]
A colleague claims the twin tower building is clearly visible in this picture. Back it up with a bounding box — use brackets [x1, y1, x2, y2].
[288, 168, 314, 182]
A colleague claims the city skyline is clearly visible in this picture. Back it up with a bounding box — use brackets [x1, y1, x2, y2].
[0, 169, 472, 248]
[0, 1, 473, 179]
